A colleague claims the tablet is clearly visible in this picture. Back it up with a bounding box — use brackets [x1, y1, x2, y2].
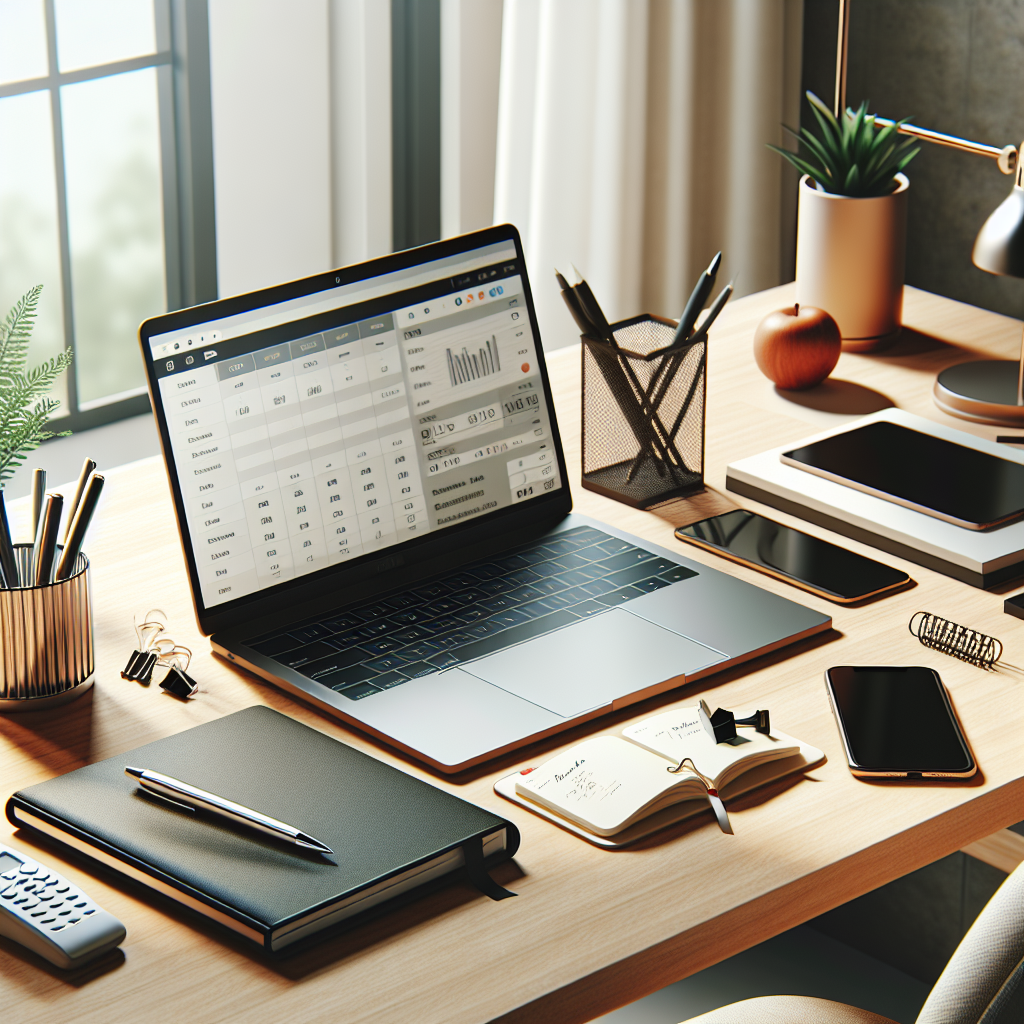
[781, 421, 1024, 530]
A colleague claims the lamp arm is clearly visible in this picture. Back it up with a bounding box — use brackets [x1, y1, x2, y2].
[872, 117, 1019, 175]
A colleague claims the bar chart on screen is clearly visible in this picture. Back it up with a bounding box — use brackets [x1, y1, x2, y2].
[447, 335, 501, 386]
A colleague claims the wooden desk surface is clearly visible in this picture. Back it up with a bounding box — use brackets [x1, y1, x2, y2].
[2, 285, 1022, 1024]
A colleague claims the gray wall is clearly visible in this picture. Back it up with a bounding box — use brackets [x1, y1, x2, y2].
[803, 0, 1024, 319]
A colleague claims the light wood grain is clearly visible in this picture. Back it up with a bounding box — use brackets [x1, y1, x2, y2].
[962, 829, 1024, 873]
[1, 285, 1022, 1024]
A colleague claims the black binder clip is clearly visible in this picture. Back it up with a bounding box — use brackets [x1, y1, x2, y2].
[123, 611, 170, 684]
[699, 699, 770, 744]
[121, 649, 158, 683]
[159, 646, 198, 700]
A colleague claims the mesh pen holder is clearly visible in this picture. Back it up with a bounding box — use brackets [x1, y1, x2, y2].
[582, 315, 706, 509]
[0, 544, 94, 711]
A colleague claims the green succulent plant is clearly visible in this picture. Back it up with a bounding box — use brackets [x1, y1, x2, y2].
[769, 90, 920, 198]
[0, 285, 73, 485]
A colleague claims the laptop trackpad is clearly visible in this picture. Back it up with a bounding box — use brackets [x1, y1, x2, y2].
[464, 609, 724, 719]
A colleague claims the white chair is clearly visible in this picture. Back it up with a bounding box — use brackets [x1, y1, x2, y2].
[679, 858, 1024, 1024]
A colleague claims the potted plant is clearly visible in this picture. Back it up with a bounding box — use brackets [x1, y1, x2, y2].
[770, 92, 920, 351]
[0, 285, 73, 484]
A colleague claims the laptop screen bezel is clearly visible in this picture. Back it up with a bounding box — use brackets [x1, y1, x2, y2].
[139, 224, 573, 636]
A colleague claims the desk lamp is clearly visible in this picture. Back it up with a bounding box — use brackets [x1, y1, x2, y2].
[833, 0, 1024, 426]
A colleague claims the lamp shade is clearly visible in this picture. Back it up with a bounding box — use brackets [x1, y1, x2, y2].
[972, 154, 1024, 277]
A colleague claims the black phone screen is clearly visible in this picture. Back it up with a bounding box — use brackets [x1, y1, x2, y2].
[675, 509, 909, 601]
[783, 421, 1024, 528]
[826, 666, 974, 773]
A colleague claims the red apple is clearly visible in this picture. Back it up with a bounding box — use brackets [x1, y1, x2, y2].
[753, 304, 841, 390]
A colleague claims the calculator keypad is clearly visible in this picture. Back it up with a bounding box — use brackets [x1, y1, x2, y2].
[0, 865, 96, 933]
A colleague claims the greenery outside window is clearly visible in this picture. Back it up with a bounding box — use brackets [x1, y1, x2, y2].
[0, 0, 215, 433]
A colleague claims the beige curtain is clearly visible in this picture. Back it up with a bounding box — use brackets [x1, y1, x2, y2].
[493, 0, 805, 349]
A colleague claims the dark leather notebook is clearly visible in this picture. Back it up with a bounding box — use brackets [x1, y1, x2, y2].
[5, 706, 519, 951]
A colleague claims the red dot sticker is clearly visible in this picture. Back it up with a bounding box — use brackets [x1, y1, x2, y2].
[521, 363, 530, 373]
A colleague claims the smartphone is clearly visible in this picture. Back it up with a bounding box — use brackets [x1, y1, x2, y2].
[824, 666, 976, 779]
[781, 420, 1024, 530]
[674, 509, 911, 603]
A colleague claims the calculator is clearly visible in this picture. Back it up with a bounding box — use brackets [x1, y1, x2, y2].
[0, 843, 126, 968]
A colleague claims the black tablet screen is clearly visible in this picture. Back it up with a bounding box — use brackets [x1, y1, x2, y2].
[784, 421, 1024, 528]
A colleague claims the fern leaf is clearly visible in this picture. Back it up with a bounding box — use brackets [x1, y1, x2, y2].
[0, 284, 42, 372]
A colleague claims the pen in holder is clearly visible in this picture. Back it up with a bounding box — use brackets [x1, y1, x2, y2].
[582, 315, 707, 508]
[0, 544, 94, 710]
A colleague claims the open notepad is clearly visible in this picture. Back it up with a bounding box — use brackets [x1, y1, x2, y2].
[499, 704, 823, 843]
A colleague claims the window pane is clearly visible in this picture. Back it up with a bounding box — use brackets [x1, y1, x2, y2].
[0, 90, 67, 411]
[62, 68, 166, 406]
[0, 0, 48, 86]
[55, 0, 156, 73]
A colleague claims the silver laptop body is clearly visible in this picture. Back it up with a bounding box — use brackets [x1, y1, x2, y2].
[140, 226, 830, 772]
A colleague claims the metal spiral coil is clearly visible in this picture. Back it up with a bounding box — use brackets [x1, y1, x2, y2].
[909, 611, 1003, 670]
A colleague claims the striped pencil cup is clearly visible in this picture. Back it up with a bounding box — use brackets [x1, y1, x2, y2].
[0, 544, 95, 710]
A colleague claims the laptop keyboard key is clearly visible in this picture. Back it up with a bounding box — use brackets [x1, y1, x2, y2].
[431, 614, 466, 633]
[642, 557, 679, 575]
[392, 625, 431, 644]
[488, 609, 529, 629]
[355, 621, 391, 639]
[371, 671, 409, 689]
[597, 585, 645, 606]
[597, 549, 657, 572]
[426, 651, 460, 670]
[413, 581, 452, 601]
[389, 608, 433, 626]
[398, 661, 437, 678]
[365, 654, 407, 673]
[578, 578, 617, 597]
[532, 592, 577, 611]
[424, 597, 463, 617]
[529, 575, 568, 595]
[480, 594, 517, 613]
[465, 620, 503, 639]
[445, 571, 484, 589]
[659, 565, 699, 583]
[382, 593, 423, 611]
[517, 600, 551, 620]
[477, 578, 512, 596]
[506, 568, 541, 586]
[507, 585, 545, 604]
[557, 569, 592, 587]
[359, 637, 405, 656]
[279, 641, 342, 668]
[297, 647, 365, 679]
[596, 537, 632, 555]
[402, 643, 438, 661]
[334, 679, 382, 699]
[288, 624, 333, 644]
[249, 635, 303, 657]
[633, 576, 672, 593]
[319, 612, 364, 633]
[572, 600, 609, 617]
[455, 606, 488, 622]
[549, 552, 590, 570]
[605, 563, 666, 589]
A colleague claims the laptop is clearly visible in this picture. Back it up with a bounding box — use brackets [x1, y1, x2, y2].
[140, 225, 831, 773]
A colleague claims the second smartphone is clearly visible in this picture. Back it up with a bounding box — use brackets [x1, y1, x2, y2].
[675, 509, 911, 603]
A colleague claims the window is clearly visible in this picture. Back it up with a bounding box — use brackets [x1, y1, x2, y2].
[0, 0, 215, 432]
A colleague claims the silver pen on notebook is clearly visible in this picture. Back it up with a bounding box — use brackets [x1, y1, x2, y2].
[124, 766, 334, 854]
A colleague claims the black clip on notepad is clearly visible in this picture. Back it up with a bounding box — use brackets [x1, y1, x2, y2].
[699, 699, 770, 744]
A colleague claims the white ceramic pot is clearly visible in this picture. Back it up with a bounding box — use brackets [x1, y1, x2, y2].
[795, 173, 909, 352]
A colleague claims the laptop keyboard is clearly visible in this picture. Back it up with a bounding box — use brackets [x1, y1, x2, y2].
[243, 526, 698, 702]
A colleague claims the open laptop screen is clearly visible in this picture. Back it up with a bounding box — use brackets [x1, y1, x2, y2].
[142, 232, 564, 613]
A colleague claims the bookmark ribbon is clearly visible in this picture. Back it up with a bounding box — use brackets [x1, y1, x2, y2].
[463, 837, 517, 901]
